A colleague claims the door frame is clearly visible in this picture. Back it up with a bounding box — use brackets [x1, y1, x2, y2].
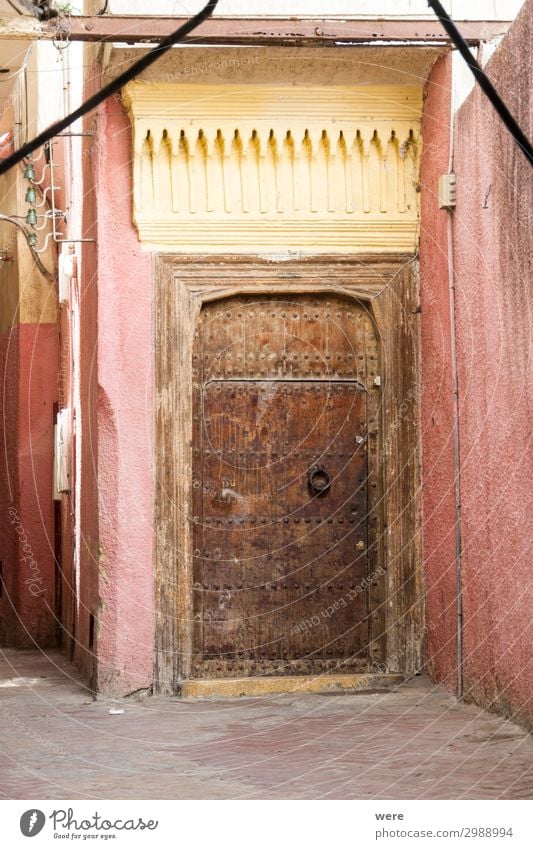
[154, 254, 421, 694]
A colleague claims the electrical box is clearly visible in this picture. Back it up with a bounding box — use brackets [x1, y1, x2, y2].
[439, 173, 457, 209]
[58, 245, 76, 305]
[53, 408, 72, 499]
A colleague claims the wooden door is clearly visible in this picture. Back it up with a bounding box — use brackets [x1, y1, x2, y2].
[191, 294, 377, 678]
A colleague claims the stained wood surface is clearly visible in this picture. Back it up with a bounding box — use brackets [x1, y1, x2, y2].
[154, 256, 420, 692]
[0, 15, 508, 45]
[191, 295, 375, 677]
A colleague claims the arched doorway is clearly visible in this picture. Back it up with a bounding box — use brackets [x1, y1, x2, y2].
[154, 255, 421, 695]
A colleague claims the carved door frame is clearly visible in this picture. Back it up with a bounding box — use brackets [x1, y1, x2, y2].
[154, 254, 421, 694]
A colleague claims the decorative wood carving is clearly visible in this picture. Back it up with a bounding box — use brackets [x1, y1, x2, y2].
[123, 84, 422, 252]
[153, 255, 422, 693]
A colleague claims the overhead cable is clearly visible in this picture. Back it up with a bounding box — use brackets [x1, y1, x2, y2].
[427, 0, 533, 165]
[0, 0, 220, 177]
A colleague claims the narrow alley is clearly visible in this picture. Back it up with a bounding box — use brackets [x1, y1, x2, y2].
[1, 651, 532, 800]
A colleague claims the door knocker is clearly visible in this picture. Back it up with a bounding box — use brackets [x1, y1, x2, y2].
[308, 466, 331, 495]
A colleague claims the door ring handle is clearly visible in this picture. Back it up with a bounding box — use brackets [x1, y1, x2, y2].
[308, 466, 331, 495]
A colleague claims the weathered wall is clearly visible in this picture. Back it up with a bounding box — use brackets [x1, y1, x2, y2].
[107, 0, 525, 19]
[85, 75, 154, 696]
[0, 173, 58, 647]
[452, 0, 533, 728]
[0, 323, 58, 647]
[419, 54, 458, 689]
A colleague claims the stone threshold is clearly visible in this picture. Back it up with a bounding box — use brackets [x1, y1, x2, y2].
[180, 673, 404, 698]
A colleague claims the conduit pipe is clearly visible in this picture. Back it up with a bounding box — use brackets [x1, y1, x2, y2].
[446, 54, 464, 700]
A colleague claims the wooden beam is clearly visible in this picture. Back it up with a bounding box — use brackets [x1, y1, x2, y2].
[0, 14, 510, 46]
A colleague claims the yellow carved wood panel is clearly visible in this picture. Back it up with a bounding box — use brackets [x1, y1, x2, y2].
[123, 83, 422, 253]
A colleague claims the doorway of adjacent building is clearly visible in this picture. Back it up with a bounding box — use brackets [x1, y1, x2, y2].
[191, 294, 380, 679]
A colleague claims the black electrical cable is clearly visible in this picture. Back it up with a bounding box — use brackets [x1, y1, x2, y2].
[0, 0, 220, 177]
[0, 214, 55, 280]
[427, 0, 533, 166]
[5, 0, 24, 14]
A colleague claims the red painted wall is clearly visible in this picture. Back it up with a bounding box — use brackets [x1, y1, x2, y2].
[81, 74, 154, 696]
[453, 2, 533, 728]
[419, 54, 458, 690]
[0, 102, 60, 650]
[0, 323, 20, 645]
[0, 322, 58, 647]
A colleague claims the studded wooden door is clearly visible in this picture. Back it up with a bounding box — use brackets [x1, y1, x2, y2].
[191, 294, 379, 678]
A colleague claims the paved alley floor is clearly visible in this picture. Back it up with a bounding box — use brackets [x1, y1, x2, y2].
[0, 650, 532, 800]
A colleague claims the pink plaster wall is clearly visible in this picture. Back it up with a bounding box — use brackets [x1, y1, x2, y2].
[0, 322, 58, 647]
[87, 79, 154, 696]
[452, 1, 533, 728]
[419, 54, 458, 689]
[63, 76, 104, 686]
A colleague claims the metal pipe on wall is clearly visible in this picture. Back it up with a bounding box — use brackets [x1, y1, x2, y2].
[446, 52, 464, 700]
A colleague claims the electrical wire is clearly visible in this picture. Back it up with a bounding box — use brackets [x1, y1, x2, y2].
[0, 45, 31, 83]
[427, 0, 533, 166]
[0, 214, 55, 280]
[0, 0, 221, 176]
[5, 0, 24, 14]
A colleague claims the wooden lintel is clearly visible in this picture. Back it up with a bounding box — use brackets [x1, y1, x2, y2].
[0, 14, 510, 47]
